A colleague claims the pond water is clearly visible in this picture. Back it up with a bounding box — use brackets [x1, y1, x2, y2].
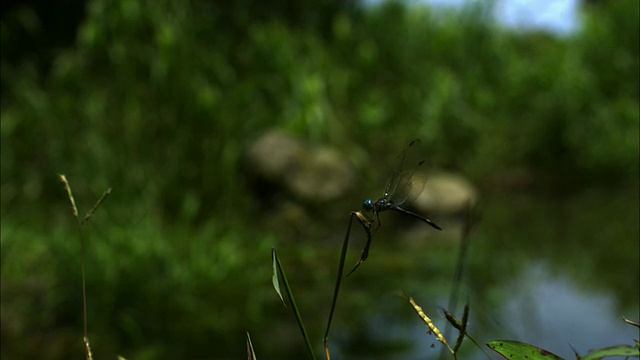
[383, 262, 639, 360]
[320, 185, 639, 359]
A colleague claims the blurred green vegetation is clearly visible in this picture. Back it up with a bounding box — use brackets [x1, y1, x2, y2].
[2, 0, 638, 222]
[1, 0, 638, 359]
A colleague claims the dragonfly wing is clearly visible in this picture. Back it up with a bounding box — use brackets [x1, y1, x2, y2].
[389, 165, 427, 206]
[383, 139, 421, 199]
[388, 139, 429, 206]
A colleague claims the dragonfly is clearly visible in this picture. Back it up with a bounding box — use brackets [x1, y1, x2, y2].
[349, 138, 442, 276]
[323, 139, 442, 359]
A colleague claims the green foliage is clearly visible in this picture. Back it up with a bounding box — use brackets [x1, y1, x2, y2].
[1, 209, 277, 359]
[580, 344, 640, 360]
[1, 0, 638, 359]
[1, 0, 344, 225]
[488, 339, 640, 360]
[488, 340, 564, 360]
[565, 0, 640, 177]
[2, 0, 638, 225]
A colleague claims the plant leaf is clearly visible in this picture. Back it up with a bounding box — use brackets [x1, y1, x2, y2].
[487, 340, 564, 360]
[271, 248, 316, 359]
[271, 248, 286, 307]
[581, 345, 639, 360]
[246, 331, 257, 360]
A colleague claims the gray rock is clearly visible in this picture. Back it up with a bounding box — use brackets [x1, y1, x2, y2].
[412, 171, 478, 215]
[287, 147, 356, 203]
[245, 130, 307, 183]
[245, 130, 355, 203]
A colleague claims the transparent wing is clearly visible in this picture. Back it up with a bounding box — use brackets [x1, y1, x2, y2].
[389, 161, 428, 206]
[383, 139, 422, 200]
[384, 139, 429, 206]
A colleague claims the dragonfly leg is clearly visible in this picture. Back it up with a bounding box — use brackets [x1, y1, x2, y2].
[374, 211, 382, 231]
[346, 211, 373, 277]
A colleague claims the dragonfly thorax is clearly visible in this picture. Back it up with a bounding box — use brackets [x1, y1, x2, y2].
[362, 199, 374, 212]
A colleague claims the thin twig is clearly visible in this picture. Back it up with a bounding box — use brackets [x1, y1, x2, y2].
[440, 201, 479, 360]
[59, 174, 110, 360]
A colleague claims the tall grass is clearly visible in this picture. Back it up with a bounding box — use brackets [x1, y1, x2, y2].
[58, 174, 111, 360]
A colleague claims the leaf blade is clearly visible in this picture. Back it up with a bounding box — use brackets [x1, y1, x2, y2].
[487, 340, 564, 360]
[271, 248, 286, 307]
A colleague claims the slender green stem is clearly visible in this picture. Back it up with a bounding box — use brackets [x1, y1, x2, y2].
[323, 211, 372, 359]
[77, 224, 92, 360]
[59, 175, 108, 360]
[273, 249, 316, 360]
[441, 202, 478, 360]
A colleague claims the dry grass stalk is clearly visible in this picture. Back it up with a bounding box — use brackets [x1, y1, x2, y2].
[59, 174, 111, 360]
[403, 292, 453, 354]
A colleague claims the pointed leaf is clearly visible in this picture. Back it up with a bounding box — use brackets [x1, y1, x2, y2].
[246, 332, 257, 360]
[487, 340, 564, 360]
[271, 248, 286, 307]
[271, 248, 315, 359]
[581, 345, 639, 360]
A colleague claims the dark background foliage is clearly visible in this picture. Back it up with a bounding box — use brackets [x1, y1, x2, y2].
[1, 0, 638, 359]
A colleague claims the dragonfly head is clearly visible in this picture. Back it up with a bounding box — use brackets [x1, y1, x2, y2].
[362, 199, 374, 212]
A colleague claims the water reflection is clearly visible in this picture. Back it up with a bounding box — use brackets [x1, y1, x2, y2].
[326, 187, 638, 359]
[334, 262, 639, 360]
[500, 263, 639, 358]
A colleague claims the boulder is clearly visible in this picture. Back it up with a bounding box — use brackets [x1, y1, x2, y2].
[412, 171, 478, 215]
[245, 130, 355, 203]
